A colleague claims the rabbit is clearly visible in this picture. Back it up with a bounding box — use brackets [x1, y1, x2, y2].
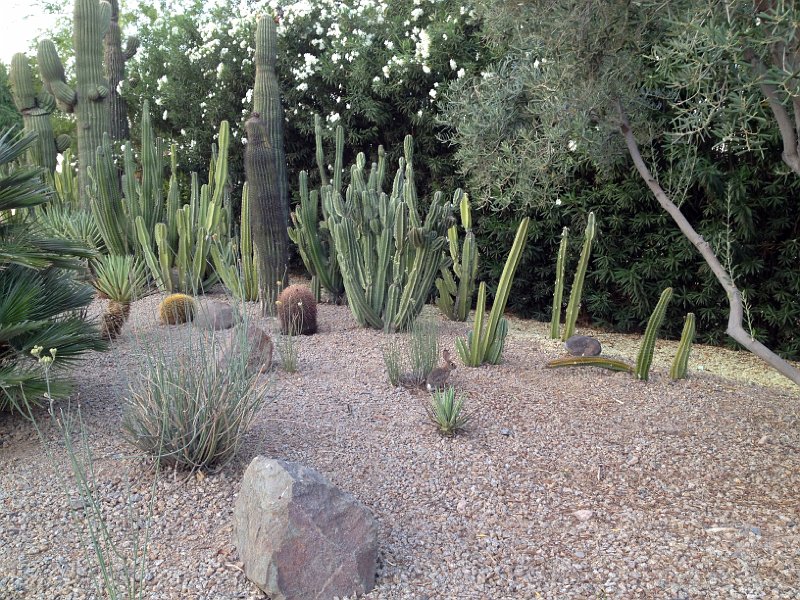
[426, 349, 457, 391]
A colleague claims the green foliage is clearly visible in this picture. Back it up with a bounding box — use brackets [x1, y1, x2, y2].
[670, 313, 696, 381]
[549, 226, 568, 339]
[0, 130, 105, 412]
[435, 191, 478, 321]
[91, 254, 146, 304]
[0, 62, 23, 133]
[425, 385, 470, 437]
[562, 212, 596, 341]
[456, 217, 529, 367]
[122, 321, 267, 471]
[382, 313, 440, 387]
[635, 287, 673, 381]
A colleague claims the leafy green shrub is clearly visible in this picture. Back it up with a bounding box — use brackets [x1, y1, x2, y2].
[425, 385, 470, 437]
[122, 323, 267, 471]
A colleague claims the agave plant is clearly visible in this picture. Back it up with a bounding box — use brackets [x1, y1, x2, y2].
[0, 129, 106, 412]
[91, 254, 147, 340]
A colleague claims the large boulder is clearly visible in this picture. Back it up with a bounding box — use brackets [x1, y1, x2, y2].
[197, 300, 236, 331]
[233, 458, 379, 600]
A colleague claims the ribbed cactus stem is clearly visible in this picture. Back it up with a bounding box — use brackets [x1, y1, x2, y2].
[103, 0, 138, 141]
[562, 212, 596, 341]
[546, 356, 634, 372]
[38, 0, 112, 206]
[9, 53, 65, 172]
[436, 191, 477, 321]
[670, 312, 696, 380]
[550, 226, 569, 339]
[245, 112, 289, 310]
[635, 287, 673, 381]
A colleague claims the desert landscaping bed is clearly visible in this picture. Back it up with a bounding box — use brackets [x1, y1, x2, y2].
[1, 292, 799, 599]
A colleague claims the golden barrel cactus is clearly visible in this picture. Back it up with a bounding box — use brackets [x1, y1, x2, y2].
[159, 293, 196, 325]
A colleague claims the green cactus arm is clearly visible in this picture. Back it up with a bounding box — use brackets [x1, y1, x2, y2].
[670, 312, 696, 380]
[37, 41, 77, 110]
[563, 212, 596, 341]
[9, 54, 37, 111]
[460, 281, 488, 366]
[635, 287, 674, 381]
[485, 318, 509, 365]
[546, 356, 634, 372]
[313, 115, 329, 187]
[550, 226, 570, 339]
[135, 216, 169, 291]
[88, 134, 128, 254]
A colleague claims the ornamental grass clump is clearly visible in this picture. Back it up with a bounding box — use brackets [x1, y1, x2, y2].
[382, 314, 440, 387]
[122, 321, 268, 471]
[426, 385, 470, 437]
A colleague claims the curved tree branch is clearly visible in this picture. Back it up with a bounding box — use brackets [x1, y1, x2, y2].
[617, 101, 800, 387]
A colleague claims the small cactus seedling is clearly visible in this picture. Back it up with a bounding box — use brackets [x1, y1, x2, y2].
[159, 293, 196, 325]
[670, 312, 696, 380]
[276, 284, 317, 335]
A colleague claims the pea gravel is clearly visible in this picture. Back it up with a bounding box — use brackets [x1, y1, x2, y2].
[1, 292, 798, 599]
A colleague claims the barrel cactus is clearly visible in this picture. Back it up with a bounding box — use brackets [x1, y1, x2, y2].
[159, 293, 196, 325]
[276, 284, 318, 335]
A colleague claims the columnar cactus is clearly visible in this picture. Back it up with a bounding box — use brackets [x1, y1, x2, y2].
[635, 287, 673, 381]
[550, 226, 569, 339]
[562, 212, 596, 341]
[103, 0, 138, 141]
[211, 182, 259, 301]
[251, 15, 290, 310]
[38, 0, 112, 205]
[8, 53, 70, 172]
[288, 115, 346, 303]
[435, 191, 478, 321]
[670, 312, 696, 380]
[327, 135, 454, 332]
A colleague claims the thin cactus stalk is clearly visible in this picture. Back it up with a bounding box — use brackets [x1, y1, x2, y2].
[38, 0, 112, 206]
[327, 134, 452, 332]
[52, 148, 80, 205]
[456, 217, 530, 366]
[670, 312, 696, 380]
[288, 115, 346, 302]
[211, 182, 259, 301]
[545, 356, 634, 372]
[635, 287, 673, 381]
[9, 53, 70, 172]
[562, 212, 596, 341]
[103, 0, 138, 141]
[436, 191, 478, 321]
[89, 133, 128, 255]
[550, 226, 569, 339]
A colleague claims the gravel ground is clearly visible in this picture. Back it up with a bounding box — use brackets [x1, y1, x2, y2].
[1, 292, 799, 599]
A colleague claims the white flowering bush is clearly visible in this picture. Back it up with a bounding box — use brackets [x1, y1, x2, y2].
[127, 0, 490, 196]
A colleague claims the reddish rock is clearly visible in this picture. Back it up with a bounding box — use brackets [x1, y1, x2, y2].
[233, 457, 379, 600]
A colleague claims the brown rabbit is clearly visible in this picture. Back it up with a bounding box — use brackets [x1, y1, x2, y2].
[426, 349, 457, 391]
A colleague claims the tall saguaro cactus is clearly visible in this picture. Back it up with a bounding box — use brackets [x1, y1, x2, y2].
[38, 0, 112, 205]
[8, 53, 70, 172]
[250, 15, 290, 310]
[103, 0, 138, 141]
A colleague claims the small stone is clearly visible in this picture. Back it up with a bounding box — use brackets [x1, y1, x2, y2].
[198, 301, 236, 330]
[572, 509, 593, 522]
[757, 435, 770, 445]
[499, 428, 511, 436]
[456, 500, 467, 514]
[574, 550, 585, 559]
[565, 335, 602, 357]
[625, 456, 640, 467]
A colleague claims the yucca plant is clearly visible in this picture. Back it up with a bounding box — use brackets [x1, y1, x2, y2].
[91, 254, 147, 340]
[0, 129, 106, 412]
[425, 385, 470, 437]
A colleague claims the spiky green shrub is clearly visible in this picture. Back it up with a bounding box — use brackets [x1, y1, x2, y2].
[425, 386, 470, 437]
[122, 319, 267, 471]
[383, 314, 440, 387]
[0, 129, 105, 412]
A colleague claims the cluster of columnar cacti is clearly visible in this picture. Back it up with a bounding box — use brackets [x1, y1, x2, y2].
[38, 0, 112, 206]
[248, 15, 290, 311]
[8, 53, 70, 172]
[326, 135, 454, 332]
[103, 0, 138, 141]
[635, 287, 673, 380]
[456, 217, 530, 366]
[561, 212, 596, 341]
[669, 312, 696, 380]
[288, 115, 346, 303]
[435, 191, 478, 321]
[550, 226, 569, 338]
[211, 182, 259, 301]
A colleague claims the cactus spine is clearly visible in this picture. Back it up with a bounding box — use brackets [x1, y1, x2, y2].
[670, 312, 696, 380]
[288, 115, 346, 303]
[635, 287, 673, 381]
[550, 226, 569, 339]
[436, 191, 478, 321]
[250, 15, 290, 310]
[562, 212, 596, 341]
[103, 0, 138, 141]
[327, 135, 452, 332]
[8, 53, 70, 172]
[456, 217, 530, 366]
[38, 0, 112, 206]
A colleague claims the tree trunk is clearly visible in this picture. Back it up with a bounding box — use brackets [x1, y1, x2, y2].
[618, 101, 800, 387]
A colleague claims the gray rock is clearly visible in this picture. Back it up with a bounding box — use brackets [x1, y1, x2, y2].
[198, 301, 236, 330]
[565, 335, 602, 357]
[220, 324, 273, 375]
[233, 457, 379, 600]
